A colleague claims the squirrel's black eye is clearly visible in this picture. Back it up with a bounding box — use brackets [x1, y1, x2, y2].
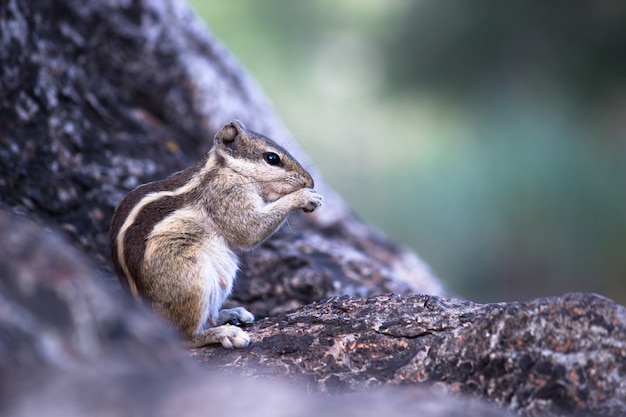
[263, 152, 281, 166]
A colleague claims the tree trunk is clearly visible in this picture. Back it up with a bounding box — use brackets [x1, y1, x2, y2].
[0, 0, 443, 316]
[1, 1, 625, 417]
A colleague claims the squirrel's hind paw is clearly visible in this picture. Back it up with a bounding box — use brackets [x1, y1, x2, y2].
[216, 325, 251, 348]
[217, 307, 255, 327]
[186, 325, 251, 349]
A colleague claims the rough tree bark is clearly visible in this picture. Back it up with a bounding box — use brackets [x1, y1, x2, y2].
[197, 292, 626, 416]
[0, 0, 443, 316]
[1, 1, 625, 417]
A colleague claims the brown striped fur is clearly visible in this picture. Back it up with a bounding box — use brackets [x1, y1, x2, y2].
[109, 120, 322, 348]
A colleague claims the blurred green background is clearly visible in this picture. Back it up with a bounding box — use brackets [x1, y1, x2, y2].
[189, 1, 626, 304]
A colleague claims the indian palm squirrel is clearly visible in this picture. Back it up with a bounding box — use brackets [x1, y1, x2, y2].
[110, 120, 322, 348]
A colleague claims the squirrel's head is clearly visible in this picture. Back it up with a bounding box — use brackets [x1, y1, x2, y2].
[213, 120, 314, 202]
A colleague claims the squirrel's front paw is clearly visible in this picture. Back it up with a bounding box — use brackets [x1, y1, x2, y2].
[300, 188, 323, 213]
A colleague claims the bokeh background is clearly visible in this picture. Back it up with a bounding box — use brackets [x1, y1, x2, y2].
[189, 1, 626, 304]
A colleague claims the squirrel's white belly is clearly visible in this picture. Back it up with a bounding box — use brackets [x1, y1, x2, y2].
[197, 234, 239, 330]
[144, 208, 240, 332]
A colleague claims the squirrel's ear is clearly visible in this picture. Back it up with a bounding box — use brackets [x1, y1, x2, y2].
[214, 120, 246, 149]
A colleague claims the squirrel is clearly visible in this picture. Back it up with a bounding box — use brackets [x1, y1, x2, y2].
[109, 120, 322, 348]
